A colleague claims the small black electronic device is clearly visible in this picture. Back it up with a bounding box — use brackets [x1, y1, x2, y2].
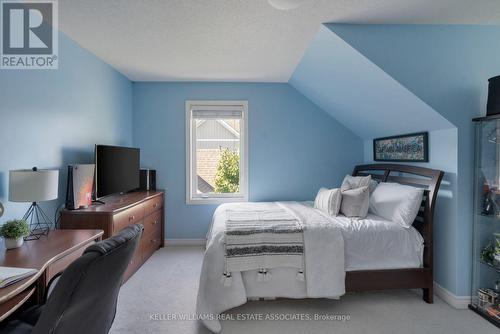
[139, 169, 156, 191]
[487, 75, 500, 117]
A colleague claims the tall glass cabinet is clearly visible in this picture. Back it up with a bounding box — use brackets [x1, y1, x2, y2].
[471, 116, 500, 327]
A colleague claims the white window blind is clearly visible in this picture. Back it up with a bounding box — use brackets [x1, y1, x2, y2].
[191, 105, 243, 119]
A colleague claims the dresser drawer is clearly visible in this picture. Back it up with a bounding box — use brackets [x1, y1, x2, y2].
[113, 205, 145, 234]
[143, 195, 163, 217]
[123, 248, 142, 282]
[142, 232, 161, 262]
[142, 210, 162, 238]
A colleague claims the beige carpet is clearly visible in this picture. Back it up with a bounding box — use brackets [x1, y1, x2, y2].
[110, 247, 498, 334]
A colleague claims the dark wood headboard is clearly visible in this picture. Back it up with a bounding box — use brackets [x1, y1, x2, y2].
[352, 164, 444, 270]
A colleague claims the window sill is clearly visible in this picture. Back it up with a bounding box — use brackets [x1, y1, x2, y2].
[186, 196, 248, 205]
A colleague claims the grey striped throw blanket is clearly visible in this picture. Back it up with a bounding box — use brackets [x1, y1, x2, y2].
[222, 205, 304, 286]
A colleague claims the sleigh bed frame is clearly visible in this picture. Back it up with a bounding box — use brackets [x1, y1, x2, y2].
[346, 164, 444, 303]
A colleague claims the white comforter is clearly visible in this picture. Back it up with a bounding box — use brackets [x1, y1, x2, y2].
[196, 201, 345, 333]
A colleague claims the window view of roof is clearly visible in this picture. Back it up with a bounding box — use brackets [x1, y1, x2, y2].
[196, 119, 241, 194]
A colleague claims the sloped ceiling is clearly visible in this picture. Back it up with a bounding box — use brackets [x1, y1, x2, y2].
[289, 25, 454, 139]
[328, 24, 500, 126]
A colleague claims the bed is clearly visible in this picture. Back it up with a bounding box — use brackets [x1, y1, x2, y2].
[196, 164, 444, 333]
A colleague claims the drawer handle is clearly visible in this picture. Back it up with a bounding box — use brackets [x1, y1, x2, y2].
[129, 215, 135, 221]
[151, 239, 158, 243]
[153, 203, 158, 208]
[153, 220, 158, 225]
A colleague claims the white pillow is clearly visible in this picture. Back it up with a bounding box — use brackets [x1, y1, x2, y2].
[369, 182, 424, 228]
[314, 188, 341, 216]
[340, 186, 369, 218]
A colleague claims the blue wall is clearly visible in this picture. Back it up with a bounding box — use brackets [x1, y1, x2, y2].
[328, 24, 500, 296]
[132, 82, 363, 239]
[0, 32, 133, 223]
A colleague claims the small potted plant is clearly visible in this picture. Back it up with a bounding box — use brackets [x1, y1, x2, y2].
[0, 220, 30, 249]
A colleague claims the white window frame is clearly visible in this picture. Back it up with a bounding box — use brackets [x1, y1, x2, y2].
[186, 100, 248, 205]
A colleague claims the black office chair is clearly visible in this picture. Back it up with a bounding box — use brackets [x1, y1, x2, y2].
[2, 224, 143, 334]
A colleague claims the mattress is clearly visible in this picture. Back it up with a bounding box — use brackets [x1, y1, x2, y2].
[288, 201, 423, 271]
[316, 206, 425, 271]
[208, 201, 424, 272]
[240, 203, 424, 298]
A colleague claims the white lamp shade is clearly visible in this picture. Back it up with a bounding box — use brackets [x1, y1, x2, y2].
[9, 169, 59, 202]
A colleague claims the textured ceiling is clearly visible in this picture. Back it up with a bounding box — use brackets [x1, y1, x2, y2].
[58, 0, 500, 82]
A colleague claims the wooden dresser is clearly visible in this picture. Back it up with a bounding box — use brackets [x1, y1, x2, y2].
[59, 190, 164, 281]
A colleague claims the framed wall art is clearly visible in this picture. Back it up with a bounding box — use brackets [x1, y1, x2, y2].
[373, 132, 428, 162]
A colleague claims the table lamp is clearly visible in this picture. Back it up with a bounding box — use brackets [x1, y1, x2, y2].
[9, 167, 59, 240]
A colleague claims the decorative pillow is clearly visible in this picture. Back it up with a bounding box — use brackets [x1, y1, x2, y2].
[314, 188, 342, 216]
[369, 182, 424, 228]
[340, 186, 369, 218]
[340, 175, 372, 192]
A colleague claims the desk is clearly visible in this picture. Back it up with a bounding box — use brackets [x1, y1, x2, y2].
[0, 229, 103, 321]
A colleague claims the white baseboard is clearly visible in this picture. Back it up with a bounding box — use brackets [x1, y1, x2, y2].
[433, 282, 470, 309]
[165, 239, 206, 246]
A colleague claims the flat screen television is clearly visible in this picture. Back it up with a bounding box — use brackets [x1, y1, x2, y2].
[95, 145, 140, 199]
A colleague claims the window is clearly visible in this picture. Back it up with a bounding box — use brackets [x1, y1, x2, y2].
[186, 101, 248, 204]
